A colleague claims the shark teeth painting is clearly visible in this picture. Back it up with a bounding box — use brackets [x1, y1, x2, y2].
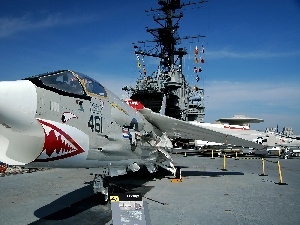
[35, 119, 86, 162]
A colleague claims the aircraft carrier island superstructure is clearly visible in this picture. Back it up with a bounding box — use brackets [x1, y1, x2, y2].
[123, 0, 207, 122]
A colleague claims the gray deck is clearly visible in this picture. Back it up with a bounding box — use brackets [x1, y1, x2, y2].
[1, 154, 300, 225]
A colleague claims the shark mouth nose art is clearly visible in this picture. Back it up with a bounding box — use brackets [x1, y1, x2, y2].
[35, 119, 87, 162]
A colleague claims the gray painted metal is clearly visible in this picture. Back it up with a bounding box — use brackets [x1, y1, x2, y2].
[140, 108, 264, 150]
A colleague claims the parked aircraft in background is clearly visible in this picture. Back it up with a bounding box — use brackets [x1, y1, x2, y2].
[0, 70, 264, 201]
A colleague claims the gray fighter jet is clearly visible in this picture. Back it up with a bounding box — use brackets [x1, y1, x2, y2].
[0, 70, 263, 201]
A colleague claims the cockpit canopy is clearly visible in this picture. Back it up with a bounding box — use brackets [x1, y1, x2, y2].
[40, 71, 84, 95]
[76, 72, 107, 97]
[25, 70, 107, 98]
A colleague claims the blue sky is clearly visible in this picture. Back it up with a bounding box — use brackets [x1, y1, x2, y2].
[0, 0, 299, 134]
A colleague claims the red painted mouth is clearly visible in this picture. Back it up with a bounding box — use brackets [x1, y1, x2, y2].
[34, 119, 84, 162]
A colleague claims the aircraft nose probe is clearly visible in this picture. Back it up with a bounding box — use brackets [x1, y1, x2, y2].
[0, 80, 44, 165]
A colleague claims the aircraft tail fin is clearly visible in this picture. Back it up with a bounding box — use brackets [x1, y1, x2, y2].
[159, 94, 166, 115]
[125, 99, 145, 111]
[265, 134, 277, 146]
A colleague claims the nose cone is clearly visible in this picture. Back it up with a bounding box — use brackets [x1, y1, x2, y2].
[0, 80, 44, 165]
[0, 80, 37, 131]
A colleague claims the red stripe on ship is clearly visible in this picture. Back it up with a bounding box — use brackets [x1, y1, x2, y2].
[224, 126, 250, 130]
[34, 119, 84, 162]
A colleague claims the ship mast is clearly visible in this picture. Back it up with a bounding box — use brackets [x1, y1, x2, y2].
[123, 0, 207, 122]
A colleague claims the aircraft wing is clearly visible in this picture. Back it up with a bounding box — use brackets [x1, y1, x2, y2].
[139, 108, 264, 149]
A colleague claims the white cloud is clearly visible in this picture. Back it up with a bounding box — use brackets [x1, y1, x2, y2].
[204, 80, 300, 133]
[206, 49, 300, 59]
[0, 13, 96, 38]
[205, 80, 300, 109]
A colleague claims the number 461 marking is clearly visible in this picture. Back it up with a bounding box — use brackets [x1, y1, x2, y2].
[88, 115, 103, 133]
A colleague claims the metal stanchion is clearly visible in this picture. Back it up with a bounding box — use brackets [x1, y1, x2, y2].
[275, 161, 287, 185]
[221, 154, 227, 171]
[235, 151, 239, 160]
[259, 158, 268, 176]
[211, 150, 215, 159]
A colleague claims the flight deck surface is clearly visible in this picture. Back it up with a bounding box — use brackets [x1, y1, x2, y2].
[1, 154, 300, 225]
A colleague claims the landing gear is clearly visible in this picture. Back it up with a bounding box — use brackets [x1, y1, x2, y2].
[175, 166, 181, 179]
[93, 174, 111, 204]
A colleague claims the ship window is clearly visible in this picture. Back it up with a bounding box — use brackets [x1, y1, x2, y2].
[39, 71, 84, 95]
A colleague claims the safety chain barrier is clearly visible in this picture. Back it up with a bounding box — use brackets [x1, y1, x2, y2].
[259, 158, 288, 185]
[238, 157, 262, 160]
[215, 155, 288, 185]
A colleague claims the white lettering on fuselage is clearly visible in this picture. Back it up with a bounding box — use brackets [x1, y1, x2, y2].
[50, 101, 59, 112]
